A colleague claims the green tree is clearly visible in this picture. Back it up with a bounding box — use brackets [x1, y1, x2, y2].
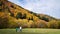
[22, 14, 26, 19]
[16, 12, 22, 19]
[16, 12, 27, 19]
[42, 16, 49, 22]
[0, 2, 2, 11]
[0, 2, 2, 6]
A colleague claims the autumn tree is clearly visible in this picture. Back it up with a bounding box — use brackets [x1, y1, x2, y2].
[0, 12, 9, 28]
[8, 16, 18, 28]
[35, 20, 47, 28]
[48, 20, 58, 29]
[57, 20, 60, 29]
[28, 16, 33, 20]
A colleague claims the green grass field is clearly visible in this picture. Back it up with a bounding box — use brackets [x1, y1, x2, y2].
[0, 28, 60, 34]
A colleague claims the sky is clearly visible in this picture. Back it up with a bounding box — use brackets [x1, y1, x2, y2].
[8, 0, 60, 19]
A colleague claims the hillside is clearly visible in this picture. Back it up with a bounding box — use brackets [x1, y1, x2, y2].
[0, 0, 60, 29]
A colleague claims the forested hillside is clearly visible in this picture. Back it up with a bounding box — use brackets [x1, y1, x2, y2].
[0, 0, 60, 29]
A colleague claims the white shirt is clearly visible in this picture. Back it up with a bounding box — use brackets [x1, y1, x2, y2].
[20, 27, 22, 29]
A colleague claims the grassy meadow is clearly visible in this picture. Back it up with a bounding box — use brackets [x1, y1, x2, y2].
[0, 28, 60, 34]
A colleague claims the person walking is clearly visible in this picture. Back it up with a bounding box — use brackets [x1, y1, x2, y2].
[19, 26, 22, 32]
